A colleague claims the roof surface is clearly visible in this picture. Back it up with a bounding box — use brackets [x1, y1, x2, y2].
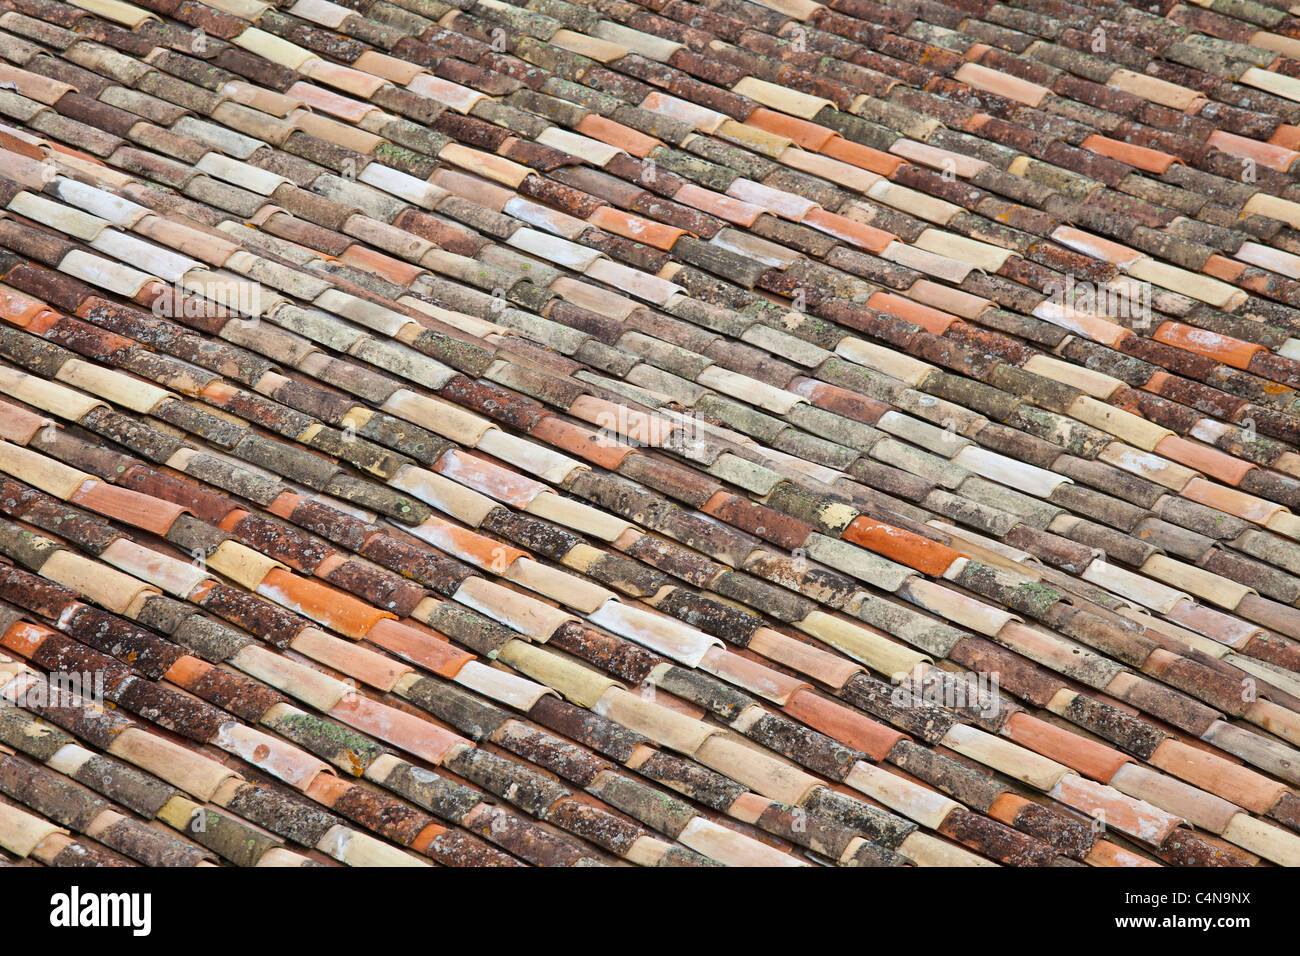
[0, 0, 1297, 869]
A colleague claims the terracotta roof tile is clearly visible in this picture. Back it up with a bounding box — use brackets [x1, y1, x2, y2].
[0, 0, 1297, 871]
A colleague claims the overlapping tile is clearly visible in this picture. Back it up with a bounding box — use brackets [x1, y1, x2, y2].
[0, 0, 1295, 868]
